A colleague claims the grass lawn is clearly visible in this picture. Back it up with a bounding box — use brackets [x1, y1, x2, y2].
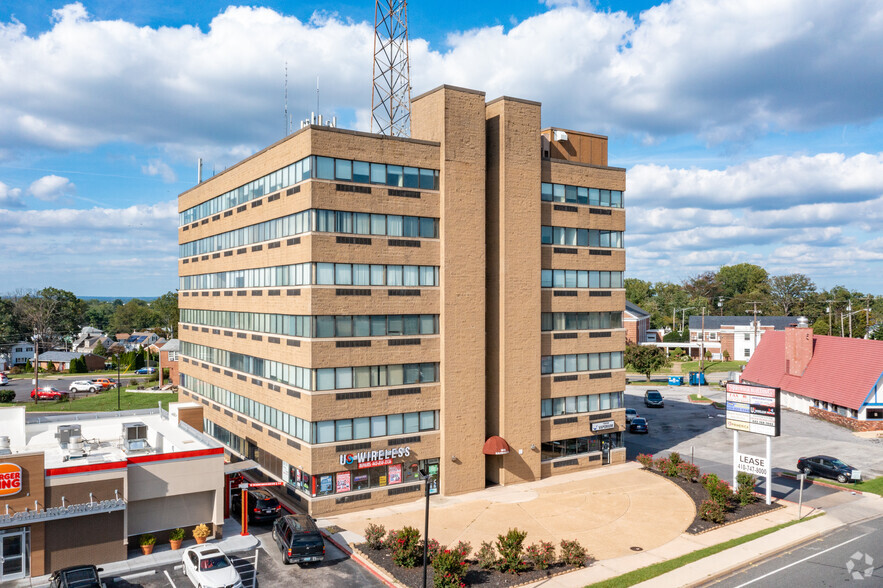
[586, 513, 825, 588]
[6, 369, 144, 379]
[688, 393, 713, 402]
[780, 471, 883, 497]
[0, 389, 178, 412]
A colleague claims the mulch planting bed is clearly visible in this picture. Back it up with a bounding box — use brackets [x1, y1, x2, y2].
[645, 469, 784, 534]
[356, 544, 592, 587]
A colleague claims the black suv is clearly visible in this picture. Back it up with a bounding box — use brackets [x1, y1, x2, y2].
[49, 565, 105, 588]
[796, 455, 860, 483]
[272, 514, 326, 565]
[232, 488, 281, 524]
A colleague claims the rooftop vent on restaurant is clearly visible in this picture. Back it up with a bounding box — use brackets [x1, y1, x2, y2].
[122, 422, 150, 453]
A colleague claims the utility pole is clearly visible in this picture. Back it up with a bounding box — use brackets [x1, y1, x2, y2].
[700, 306, 706, 375]
[825, 300, 834, 336]
[745, 302, 762, 358]
[848, 301, 853, 338]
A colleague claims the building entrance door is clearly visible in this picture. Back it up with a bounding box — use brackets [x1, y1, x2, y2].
[0, 527, 29, 581]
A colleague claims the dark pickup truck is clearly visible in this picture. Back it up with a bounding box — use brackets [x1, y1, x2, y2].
[272, 514, 326, 565]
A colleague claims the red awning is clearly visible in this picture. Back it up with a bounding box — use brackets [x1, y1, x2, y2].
[482, 436, 510, 456]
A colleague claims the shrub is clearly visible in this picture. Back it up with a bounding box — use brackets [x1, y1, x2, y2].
[677, 461, 701, 482]
[477, 541, 497, 569]
[656, 457, 678, 477]
[525, 541, 555, 570]
[699, 499, 726, 523]
[496, 528, 528, 574]
[390, 526, 422, 568]
[365, 523, 386, 550]
[139, 533, 156, 546]
[0, 389, 15, 403]
[708, 478, 734, 507]
[192, 524, 211, 539]
[636, 453, 653, 470]
[668, 451, 681, 466]
[452, 540, 472, 559]
[736, 472, 758, 506]
[559, 539, 588, 567]
[169, 528, 186, 541]
[385, 528, 399, 550]
[700, 473, 720, 490]
[432, 547, 469, 588]
[419, 537, 442, 562]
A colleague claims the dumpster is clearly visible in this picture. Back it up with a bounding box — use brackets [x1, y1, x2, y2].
[668, 375, 684, 386]
[688, 371, 707, 385]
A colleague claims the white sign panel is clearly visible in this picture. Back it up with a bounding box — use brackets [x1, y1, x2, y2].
[725, 382, 781, 437]
[591, 420, 616, 432]
[736, 453, 767, 477]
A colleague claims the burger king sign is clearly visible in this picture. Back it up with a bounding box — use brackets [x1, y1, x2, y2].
[0, 463, 23, 497]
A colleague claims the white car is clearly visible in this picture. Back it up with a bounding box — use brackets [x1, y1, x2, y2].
[625, 408, 638, 424]
[0, 373, 8, 386]
[182, 545, 243, 588]
[69, 380, 99, 393]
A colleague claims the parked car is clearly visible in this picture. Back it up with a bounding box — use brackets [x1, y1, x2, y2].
[0, 373, 9, 386]
[182, 545, 243, 588]
[796, 455, 860, 483]
[31, 386, 68, 400]
[231, 488, 282, 524]
[625, 408, 638, 423]
[272, 514, 325, 565]
[91, 378, 114, 390]
[629, 417, 649, 434]
[134, 367, 157, 375]
[644, 390, 664, 408]
[48, 564, 105, 588]
[69, 380, 99, 394]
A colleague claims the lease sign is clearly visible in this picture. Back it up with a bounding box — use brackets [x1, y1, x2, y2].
[0, 463, 22, 497]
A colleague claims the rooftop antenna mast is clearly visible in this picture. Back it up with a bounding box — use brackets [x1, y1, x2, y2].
[371, 0, 411, 137]
[284, 61, 290, 136]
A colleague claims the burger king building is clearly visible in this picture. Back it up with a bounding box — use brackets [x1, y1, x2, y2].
[0, 404, 224, 581]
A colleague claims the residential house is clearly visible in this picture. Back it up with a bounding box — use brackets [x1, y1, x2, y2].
[624, 301, 651, 344]
[688, 315, 797, 361]
[9, 341, 35, 366]
[741, 318, 883, 431]
[159, 339, 179, 386]
[37, 351, 106, 372]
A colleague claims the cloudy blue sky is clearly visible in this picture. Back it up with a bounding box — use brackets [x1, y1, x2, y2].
[2, 0, 882, 297]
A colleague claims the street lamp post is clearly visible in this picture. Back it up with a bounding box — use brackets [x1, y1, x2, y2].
[420, 468, 432, 588]
[116, 352, 122, 411]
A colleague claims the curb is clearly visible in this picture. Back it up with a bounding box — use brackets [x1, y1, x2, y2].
[777, 472, 864, 494]
[346, 544, 401, 588]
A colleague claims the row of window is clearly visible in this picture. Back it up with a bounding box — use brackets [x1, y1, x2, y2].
[540, 351, 624, 374]
[541, 312, 623, 331]
[179, 262, 439, 290]
[540, 432, 623, 462]
[180, 208, 439, 257]
[181, 341, 439, 391]
[184, 374, 439, 443]
[541, 226, 623, 248]
[541, 270, 624, 289]
[541, 392, 624, 417]
[541, 182, 624, 208]
[180, 155, 440, 224]
[180, 309, 439, 338]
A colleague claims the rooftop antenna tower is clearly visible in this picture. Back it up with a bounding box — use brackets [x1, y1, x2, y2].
[371, 0, 411, 137]
[284, 61, 290, 136]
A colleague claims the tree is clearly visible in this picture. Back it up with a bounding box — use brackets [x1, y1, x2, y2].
[625, 279, 654, 307]
[151, 291, 179, 339]
[108, 299, 154, 335]
[716, 264, 769, 299]
[684, 271, 721, 307]
[770, 274, 816, 316]
[93, 340, 107, 358]
[722, 350, 730, 361]
[625, 344, 668, 382]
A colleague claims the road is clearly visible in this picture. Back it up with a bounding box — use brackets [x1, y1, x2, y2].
[2, 373, 151, 402]
[705, 514, 883, 587]
[101, 522, 383, 587]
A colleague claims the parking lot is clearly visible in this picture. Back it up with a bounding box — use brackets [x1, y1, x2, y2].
[1, 374, 151, 402]
[623, 381, 883, 500]
[99, 521, 383, 588]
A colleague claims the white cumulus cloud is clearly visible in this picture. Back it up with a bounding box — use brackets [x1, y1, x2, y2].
[27, 175, 76, 201]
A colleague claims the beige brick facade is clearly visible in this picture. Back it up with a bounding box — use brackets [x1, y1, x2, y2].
[178, 85, 626, 515]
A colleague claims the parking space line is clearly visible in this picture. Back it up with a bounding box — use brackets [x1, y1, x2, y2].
[163, 569, 177, 587]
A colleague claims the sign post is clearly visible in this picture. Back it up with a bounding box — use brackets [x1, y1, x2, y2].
[726, 382, 780, 505]
[238, 480, 284, 536]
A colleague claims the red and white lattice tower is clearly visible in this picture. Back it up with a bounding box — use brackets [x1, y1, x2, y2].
[371, 0, 411, 137]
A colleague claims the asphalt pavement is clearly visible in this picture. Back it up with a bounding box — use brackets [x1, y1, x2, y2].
[705, 513, 883, 587]
[2, 373, 151, 402]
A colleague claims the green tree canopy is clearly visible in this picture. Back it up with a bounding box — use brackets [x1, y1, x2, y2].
[625, 344, 668, 382]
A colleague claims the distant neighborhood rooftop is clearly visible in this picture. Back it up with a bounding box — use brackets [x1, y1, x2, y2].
[625, 301, 650, 319]
[688, 315, 798, 330]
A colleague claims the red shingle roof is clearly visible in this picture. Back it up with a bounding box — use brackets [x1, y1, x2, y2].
[741, 331, 883, 410]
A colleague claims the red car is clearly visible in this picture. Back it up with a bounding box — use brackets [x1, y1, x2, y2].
[31, 386, 68, 400]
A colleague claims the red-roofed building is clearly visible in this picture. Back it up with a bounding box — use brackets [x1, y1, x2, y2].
[741, 318, 883, 431]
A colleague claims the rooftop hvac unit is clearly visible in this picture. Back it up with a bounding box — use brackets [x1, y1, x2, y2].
[553, 129, 568, 142]
[56, 424, 82, 447]
[65, 435, 87, 460]
[123, 422, 150, 452]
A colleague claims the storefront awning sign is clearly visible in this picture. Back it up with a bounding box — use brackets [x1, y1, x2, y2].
[482, 436, 510, 456]
[0, 463, 22, 497]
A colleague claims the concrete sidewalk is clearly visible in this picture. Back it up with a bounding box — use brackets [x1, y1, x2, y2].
[11, 518, 260, 588]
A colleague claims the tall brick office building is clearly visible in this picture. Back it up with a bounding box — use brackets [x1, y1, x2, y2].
[177, 85, 627, 515]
